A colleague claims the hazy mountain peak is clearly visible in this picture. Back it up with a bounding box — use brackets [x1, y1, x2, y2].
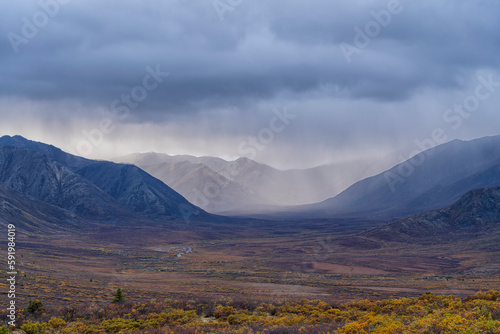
[117, 148, 394, 214]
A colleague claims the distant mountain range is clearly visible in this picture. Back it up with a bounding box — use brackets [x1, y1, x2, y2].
[3, 133, 500, 244]
[294, 135, 500, 220]
[0, 135, 210, 232]
[114, 152, 391, 213]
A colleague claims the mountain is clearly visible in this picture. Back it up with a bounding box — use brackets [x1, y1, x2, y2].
[0, 183, 90, 234]
[114, 153, 279, 213]
[0, 136, 209, 223]
[135, 160, 269, 212]
[115, 152, 391, 213]
[362, 187, 500, 243]
[0, 135, 91, 169]
[299, 135, 500, 219]
[76, 161, 208, 219]
[0, 145, 127, 220]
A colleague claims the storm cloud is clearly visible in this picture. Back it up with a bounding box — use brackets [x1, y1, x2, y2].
[1, 0, 499, 168]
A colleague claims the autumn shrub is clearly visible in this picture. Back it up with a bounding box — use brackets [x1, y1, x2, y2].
[48, 316, 67, 329]
[7, 290, 500, 333]
[20, 321, 47, 334]
[213, 305, 237, 320]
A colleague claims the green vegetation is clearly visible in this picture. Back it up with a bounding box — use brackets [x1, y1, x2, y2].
[112, 288, 124, 304]
[2, 290, 500, 333]
[24, 300, 45, 317]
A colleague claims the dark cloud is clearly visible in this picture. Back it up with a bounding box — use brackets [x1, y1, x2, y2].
[1, 1, 498, 105]
[0, 0, 499, 167]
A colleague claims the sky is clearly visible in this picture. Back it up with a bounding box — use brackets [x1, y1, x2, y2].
[1, 0, 500, 169]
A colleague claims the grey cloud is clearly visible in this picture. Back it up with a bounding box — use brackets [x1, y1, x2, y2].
[1, 0, 500, 168]
[1, 0, 499, 110]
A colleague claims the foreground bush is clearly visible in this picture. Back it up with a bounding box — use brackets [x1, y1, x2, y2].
[1, 291, 500, 333]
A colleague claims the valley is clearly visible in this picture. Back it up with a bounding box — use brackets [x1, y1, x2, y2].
[4, 216, 500, 312]
[3, 2, 500, 331]
[2, 135, 500, 333]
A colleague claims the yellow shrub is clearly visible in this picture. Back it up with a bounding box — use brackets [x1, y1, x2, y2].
[48, 317, 67, 329]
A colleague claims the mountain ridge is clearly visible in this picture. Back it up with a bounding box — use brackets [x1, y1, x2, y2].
[294, 135, 500, 219]
[361, 187, 500, 244]
[115, 152, 391, 213]
[0, 135, 210, 225]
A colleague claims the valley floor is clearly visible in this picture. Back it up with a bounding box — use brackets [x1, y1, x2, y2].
[2, 218, 500, 332]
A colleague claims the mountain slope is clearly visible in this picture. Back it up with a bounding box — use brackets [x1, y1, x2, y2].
[139, 160, 268, 212]
[0, 135, 91, 169]
[0, 184, 90, 233]
[0, 146, 128, 219]
[116, 152, 391, 213]
[363, 187, 500, 243]
[115, 153, 284, 213]
[0, 136, 209, 222]
[302, 135, 500, 219]
[76, 161, 210, 219]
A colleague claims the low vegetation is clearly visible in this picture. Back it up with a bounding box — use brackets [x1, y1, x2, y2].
[1, 290, 500, 333]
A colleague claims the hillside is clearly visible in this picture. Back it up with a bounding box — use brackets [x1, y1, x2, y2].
[0, 136, 210, 225]
[76, 161, 211, 219]
[298, 135, 500, 219]
[363, 187, 500, 243]
[0, 146, 129, 220]
[0, 184, 91, 233]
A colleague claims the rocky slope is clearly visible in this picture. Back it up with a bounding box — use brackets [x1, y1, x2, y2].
[0, 184, 90, 233]
[0, 146, 126, 219]
[0, 136, 209, 223]
[76, 161, 210, 219]
[363, 187, 500, 243]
